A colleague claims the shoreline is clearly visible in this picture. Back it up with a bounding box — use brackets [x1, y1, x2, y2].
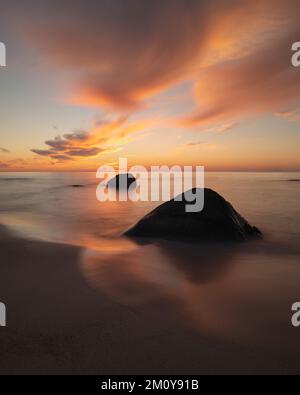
[1, 224, 300, 374]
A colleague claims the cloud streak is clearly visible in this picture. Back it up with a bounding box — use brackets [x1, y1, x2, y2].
[0, 161, 10, 169]
[275, 109, 300, 122]
[181, 141, 218, 150]
[180, 25, 300, 126]
[31, 116, 150, 163]
[12, 0, 298, 113]
[5, 0, 300, 134]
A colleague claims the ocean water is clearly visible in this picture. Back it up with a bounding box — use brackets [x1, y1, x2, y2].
[1, 171, 300, 355]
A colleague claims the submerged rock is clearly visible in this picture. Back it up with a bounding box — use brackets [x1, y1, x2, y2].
[124, 188, 261, 242]
[107, 173, 136, 190]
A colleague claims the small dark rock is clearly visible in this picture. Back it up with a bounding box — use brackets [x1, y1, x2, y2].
[107, 173, 136, 190]
[124, 188, 262, 242]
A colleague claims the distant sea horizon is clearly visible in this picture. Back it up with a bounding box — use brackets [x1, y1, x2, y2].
[1, 169, 300, 173]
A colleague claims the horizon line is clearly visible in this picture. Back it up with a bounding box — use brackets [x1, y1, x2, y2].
[1, 169, 300, 173]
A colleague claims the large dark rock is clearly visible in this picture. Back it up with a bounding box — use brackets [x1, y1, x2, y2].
[107, 173, 136, 190]
[124, 188, 261, 242]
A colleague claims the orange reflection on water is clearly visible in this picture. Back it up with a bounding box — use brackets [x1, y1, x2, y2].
[80, 240, 237, 333]
[80, 237, 300, 353]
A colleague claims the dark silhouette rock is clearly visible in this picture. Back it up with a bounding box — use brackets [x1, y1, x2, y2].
[107, 173, 136, 190]
[70, 184, 84, 188]
[124, 188, 262, 242]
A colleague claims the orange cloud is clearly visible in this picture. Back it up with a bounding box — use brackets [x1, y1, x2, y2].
[0, 161, 10, 169]
[180, 22, 300, 126]
[275, 109, 300, 122]
[182, 142, 218, 150]
[31, 116, 151, 163]
[13, 0, 297, 110]
[0, 157, 51, 171]
[7, 0, 300, 127]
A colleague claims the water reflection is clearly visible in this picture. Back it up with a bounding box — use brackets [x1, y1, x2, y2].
[80, 235, 300, 354]
[139, 240, 236, 284]
[80, 238, 238, 331]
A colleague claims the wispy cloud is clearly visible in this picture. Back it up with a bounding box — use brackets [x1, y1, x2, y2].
[182, 141, 218, 150]
[275, 109, 300, 122]
[31, 132, 105, 161]
[14, 0, 300, 120]
[217, 123, 236, 134]
[185, 141, 205, 147]
[0, 157, 48, 170]
[179, 23, 300, 126]
[0, 147, 10, 153]
[31, 115, 151, 163]
[0, 161, 10, 169]
[183, 122, 237, 134]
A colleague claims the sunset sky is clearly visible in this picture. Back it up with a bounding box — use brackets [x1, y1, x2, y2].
[0, 0, 300, 171]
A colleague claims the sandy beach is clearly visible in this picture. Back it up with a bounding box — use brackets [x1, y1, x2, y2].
[1, 221, 300, 375]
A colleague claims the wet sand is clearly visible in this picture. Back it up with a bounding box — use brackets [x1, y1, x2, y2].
[1, 224, 300, 375]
